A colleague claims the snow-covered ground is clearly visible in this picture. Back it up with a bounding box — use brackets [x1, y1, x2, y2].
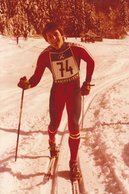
[0, 35, 129, 194]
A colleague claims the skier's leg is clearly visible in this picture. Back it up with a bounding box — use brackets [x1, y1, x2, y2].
[66, 82, 81, 179]
[66, 82, 81, 162]
[67, 104, 81, 180]
[48, 85, 65, 156]
[68, 130, 80, 162]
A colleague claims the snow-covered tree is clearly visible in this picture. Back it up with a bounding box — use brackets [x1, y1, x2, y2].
[0, 0, 129, 38]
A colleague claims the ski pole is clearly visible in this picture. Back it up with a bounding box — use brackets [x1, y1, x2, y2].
[15, 89, 25, 161]
[81, 96, 85, 129]
[81, 83, 95, 129]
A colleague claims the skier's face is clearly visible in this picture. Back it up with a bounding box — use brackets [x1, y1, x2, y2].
[46, 29, 64, 49]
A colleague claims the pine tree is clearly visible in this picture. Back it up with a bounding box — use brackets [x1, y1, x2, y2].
[0, 0, 129, 38]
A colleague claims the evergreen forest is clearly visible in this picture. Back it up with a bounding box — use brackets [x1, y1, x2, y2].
[0, 0, 129, 39]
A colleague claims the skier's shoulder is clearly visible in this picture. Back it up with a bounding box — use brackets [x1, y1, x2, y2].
[40, 45, 51, 54]
[67, 42, 85, 50]
[39, 46, 51, 58]
[67, 41, 92, 57]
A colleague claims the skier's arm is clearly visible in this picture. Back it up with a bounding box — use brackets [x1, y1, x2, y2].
[79, 46, 95, 83]
[81, 47, 95, 95]
[18, 52, 48, 89]
[74, 45, 95, 95]
[28, 52, 48, 88]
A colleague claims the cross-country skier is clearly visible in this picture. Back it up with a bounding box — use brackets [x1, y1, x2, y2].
[18, 22, 95, 180]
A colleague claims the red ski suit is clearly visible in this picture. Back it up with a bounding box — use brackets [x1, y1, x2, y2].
[29, 42, 94, 161]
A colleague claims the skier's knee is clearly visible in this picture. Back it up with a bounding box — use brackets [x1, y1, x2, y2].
[69, 129, 80, 140]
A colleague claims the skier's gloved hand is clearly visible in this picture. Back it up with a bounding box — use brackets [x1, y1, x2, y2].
[81, 81, 91, 96]
[17, 76, 31, 90]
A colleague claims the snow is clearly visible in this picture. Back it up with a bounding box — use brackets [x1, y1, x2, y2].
[0, 34, 129, 194]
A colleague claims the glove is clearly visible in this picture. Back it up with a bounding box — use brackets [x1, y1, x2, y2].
[81, 81, 91, 96]
[17, 76, 31, 90]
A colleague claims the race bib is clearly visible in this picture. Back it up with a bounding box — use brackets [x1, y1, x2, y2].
[50, 48, 79, 81]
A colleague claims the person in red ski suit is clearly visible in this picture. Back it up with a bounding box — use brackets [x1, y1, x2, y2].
[18, 22, 95, 180]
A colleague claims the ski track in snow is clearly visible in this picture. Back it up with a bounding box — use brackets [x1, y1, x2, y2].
[0, 35, 129, 194]
[80, 77, 129, 194]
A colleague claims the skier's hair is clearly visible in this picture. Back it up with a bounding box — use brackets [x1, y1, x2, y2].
[42, 22, 63, 41]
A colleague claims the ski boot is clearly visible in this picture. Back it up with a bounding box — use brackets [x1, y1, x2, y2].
[49, 142, 59, 158]
[69, 161, 82, 181]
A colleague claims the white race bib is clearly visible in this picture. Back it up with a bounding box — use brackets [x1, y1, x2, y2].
[50, 48, 79, 81]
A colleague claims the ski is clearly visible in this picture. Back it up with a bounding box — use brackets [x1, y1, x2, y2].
[72, 179, 80, 194]
[71, 164, 86, 194]
[43, 156, 58, 183]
